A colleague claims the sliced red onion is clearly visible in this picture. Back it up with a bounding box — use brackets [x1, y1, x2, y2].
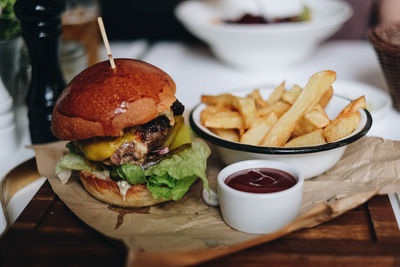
[150, 146, 170, 155]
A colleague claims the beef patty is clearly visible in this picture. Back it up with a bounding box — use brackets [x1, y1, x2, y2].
[109, 115, 171, 166]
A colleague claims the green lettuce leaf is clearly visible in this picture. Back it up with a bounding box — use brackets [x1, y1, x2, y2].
[0, 0, 21, 40]
[143, 139, 210, 200]
[56, 152, 92, 173]
[148, 174, 175, 188]
[55, 152, 93, 184]
[118, 139, 210, 201]
[55, 139, 210, 201]
[147, 176, 197, 201]
[117, 164, 146, 185]
[145, 140, 209, 182]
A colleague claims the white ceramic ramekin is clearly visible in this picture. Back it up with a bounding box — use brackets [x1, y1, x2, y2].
[217, 160, 303, 234]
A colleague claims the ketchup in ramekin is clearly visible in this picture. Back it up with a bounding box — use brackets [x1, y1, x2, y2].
[217, 160, 304, 234]
[225, 168, 297, 193]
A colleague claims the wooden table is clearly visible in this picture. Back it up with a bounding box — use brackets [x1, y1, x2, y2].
[1, 181, 400, 266]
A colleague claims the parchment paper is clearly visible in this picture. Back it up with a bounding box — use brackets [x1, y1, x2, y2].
[32, 137, 400, 266]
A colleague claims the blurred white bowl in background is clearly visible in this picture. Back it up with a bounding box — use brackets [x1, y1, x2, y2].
[175, 0, 352, 69]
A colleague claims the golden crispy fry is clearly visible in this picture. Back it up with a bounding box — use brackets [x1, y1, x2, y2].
[282, 84, 302, 105]
[285, 129, 326, 147]
[338, 96, 366, 115]
[292, 117, 317, 137]
[261, 70, 336, 147]
[200, 105, 230, 124]
[282, 85, 333, 108]
[256, 101, 290, 118]
[234, 97, 257, 128]
[247, 89, 268, 108]
[267, 81, 285, 105]
[319, 86, 333, 108]
[201, 94, 236, 108]
[322, 96, 365, 142]
[292, 104, 329, 137]
[201, 110, 243, 129]
[304, 108, 330, 128]
[323, 112, 361, 142]
[211, 128, 240, 142]
[241, 113, 277, 145]
[312, 104, 327, 115]
[201, 105, 231, 115]
[291, 106, 330, 137]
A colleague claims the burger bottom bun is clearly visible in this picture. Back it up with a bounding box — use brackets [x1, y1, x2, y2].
[80, 171, 170, 208]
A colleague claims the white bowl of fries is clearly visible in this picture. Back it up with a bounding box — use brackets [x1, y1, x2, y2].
[175, 0, 352, 68]
[189, 71, 372, 179]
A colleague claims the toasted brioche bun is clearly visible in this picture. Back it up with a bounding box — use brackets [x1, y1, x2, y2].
[51, 59, 176, 140]
[80, 171, 169, 207]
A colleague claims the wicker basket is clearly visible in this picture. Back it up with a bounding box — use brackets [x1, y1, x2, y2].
[368, 25, 400, 111]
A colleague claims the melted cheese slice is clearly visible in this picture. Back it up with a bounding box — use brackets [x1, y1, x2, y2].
[80, 133, 137, 161]
[80, 112, 175, 162]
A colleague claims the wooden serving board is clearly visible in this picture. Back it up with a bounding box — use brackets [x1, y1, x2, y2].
[0, 180, 400, 266]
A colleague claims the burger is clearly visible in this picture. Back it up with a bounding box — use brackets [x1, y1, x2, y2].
[52, 59, 210, 207]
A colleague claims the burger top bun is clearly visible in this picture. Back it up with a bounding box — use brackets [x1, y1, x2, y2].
[51, 59, 176, 140]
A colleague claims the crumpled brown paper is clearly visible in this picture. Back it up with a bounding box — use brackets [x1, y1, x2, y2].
[32, 137, 400, 267]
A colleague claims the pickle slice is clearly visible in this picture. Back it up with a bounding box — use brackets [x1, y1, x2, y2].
[163, 116, 184, 147]
[170, 124, 191, 150]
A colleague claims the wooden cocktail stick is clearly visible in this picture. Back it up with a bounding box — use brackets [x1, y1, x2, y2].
[97, 16, 116, 69]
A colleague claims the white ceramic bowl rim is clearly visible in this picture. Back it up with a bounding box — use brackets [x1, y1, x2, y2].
[175, 0, 353, 34]
[190, 95, 372, 155]
[218, 160, 304, 198]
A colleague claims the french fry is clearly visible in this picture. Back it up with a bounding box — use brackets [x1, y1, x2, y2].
[261, 70, 336, 147]
[303, 108, 330, 128]
[319, 86, 333, 108]
[323, 112, 361, 142]
[312, 104, 328, 115]
[201, 105, 230, 124]
[247, 89, 268, 108]
[282, 84, 302, 105]
[282, 85, 333, 108]
[292, 104, 330, 137]
[256, 101, 290, 118]
[234, 97, 257, 128]
[267, 81, 285, 105]
[201, 110, 243, 129]
[285, 129, 326, 147]
[201, 94, 236, 108]
[292, 117, 318, 137]
[241, 113, 277, 145]
[322, 96, 365, 142]
[201, 105, 231, 115]
[337, 96, 366, 115]
[211, 128, 240, 142]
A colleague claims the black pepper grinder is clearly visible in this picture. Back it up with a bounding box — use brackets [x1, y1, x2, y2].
[14, 0, 66, 144]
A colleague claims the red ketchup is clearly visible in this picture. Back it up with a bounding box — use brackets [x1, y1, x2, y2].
[225, 168, 297, 193]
